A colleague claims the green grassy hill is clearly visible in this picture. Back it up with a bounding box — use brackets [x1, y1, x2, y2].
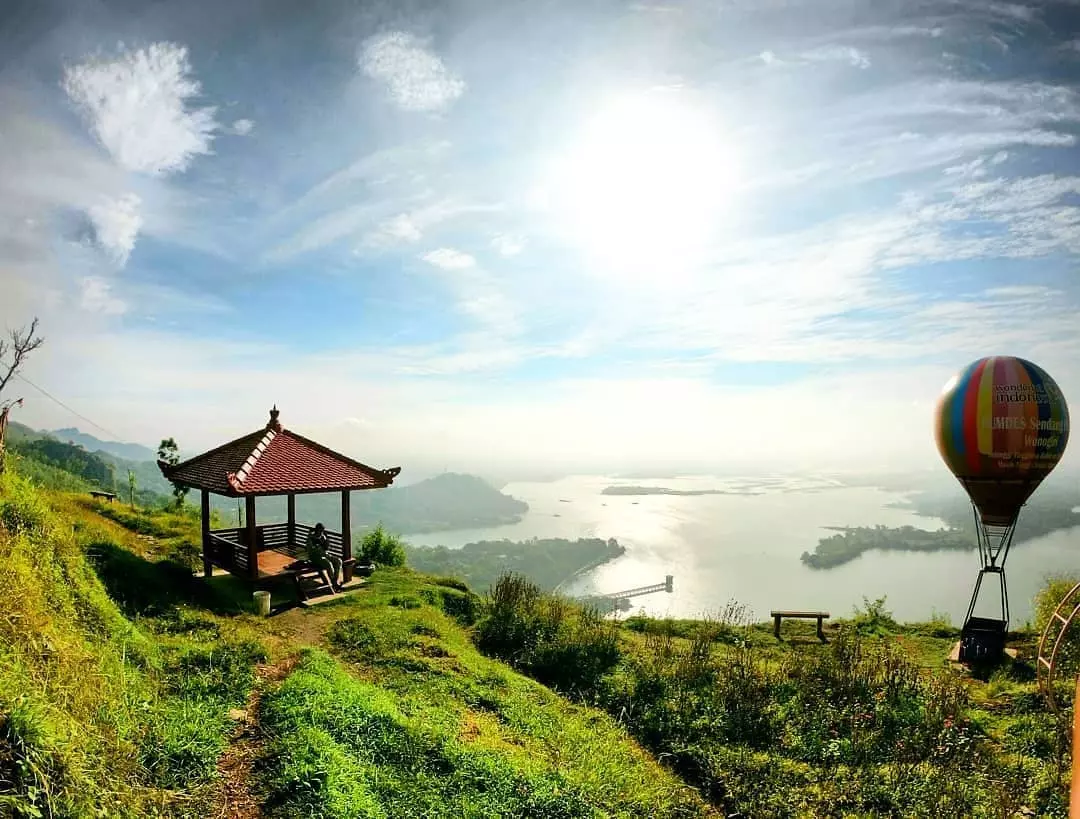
[0, 463, 710, 818]
[1, 452, 1074, 817]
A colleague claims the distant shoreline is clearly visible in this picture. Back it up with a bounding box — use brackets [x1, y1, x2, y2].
[602, 485, 764, 497]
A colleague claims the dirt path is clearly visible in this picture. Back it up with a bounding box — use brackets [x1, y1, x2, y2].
[214, 656, 299, 819]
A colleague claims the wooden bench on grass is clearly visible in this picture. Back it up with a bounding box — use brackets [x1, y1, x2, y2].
[771, 610, 830, 641]
[89, 490, 117, 502]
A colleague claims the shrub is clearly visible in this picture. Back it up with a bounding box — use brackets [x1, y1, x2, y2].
[849, 596, 898, 636]
[433, 587, 481, 626]
[359, 524, 407, 567]
[430, 576, 470, 592]
[476, 573, 621, 695]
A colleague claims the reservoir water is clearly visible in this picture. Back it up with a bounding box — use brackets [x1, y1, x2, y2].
[408, 474, 1080, 625]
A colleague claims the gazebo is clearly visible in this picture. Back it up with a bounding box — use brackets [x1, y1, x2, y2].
[158, 407, 400, 584]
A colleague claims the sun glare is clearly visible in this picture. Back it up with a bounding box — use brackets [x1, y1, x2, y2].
[548, 88, 741, 279]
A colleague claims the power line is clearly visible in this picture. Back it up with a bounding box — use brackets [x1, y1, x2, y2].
[0, 356, 126, 441]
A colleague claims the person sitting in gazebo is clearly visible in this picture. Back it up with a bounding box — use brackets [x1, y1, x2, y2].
[306, 522, 341, 592]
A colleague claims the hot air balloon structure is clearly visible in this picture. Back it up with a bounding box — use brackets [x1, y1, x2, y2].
[935, 356, 1070, 663]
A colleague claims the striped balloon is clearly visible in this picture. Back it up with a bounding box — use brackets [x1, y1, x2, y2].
[935, 356, 1069, 526]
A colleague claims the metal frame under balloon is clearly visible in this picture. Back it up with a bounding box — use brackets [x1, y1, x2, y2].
[964, 507, 1017, 626]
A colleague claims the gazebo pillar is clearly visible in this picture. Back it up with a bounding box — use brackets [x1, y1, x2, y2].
[245, 496, 258, 581]
[287, 494, 296, 546]
[200, 489, 211, 578]
[341, 490, 353, 582]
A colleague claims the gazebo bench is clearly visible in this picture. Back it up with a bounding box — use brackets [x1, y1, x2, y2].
[284, 558, 356, 599]
[283, 558, 370, 600]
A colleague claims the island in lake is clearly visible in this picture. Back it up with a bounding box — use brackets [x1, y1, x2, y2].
[801, 482, 1080, 569]
[406, 537, 625, 592]
[602, 485, 763, 497]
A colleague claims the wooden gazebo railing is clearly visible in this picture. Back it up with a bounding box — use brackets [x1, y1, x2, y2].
[206, 522, 347, 579]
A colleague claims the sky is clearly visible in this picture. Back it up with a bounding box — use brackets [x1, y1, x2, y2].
[2, 0, 1080, 480]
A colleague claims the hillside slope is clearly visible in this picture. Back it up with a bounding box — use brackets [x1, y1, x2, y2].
[0, 470, 266, 817]
[0, 467, 711, 817]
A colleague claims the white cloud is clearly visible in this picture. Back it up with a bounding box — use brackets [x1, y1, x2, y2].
[358, 200, 502, 251]
[87, 193, 142, 265]
[804, 45, 872, 69]
[761, 45, 870, 69]
[491, 234, 524, 256]
[231, 118, 254, 135]
[62, 42, 218, 176]
[422, 247, 476, 270]
[369, 213, 423, 245]
[944, 156, 989, 178]
[360, 31, 465, 112]
[78, 277, 127, 315]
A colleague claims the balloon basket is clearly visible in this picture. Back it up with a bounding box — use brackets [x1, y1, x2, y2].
[958, 616, 1006, 664]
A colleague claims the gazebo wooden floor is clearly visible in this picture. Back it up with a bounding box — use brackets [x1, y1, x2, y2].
[257, 549, 298, 579]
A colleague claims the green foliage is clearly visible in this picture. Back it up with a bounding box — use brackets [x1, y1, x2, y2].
[622, 602, 751, 646]
[318, 569, 704, 816]
[267, 725, 385, 818]
[359, 524, 407, 567]
[139, 700, 229, 789]
[162, 639, 268, 706]
[801, 524, 973, 569]
[1035, 574, 1080, 638]
[429, 575, 469, 592]
[848, 595, 900, 636]
[156, 437, 189, 510]
[0, 476, 53, 538]
[2, 450, 90, 492]
[10, 438, 114, 490]
[468, 573, 1068, 817]
[0, 470, 263, 815]
[430, 586, 481, 626]
[476, 573, 621, 694]
[908, 609, 959, 639]
[262, 649, 692, 819]
[407, 537, 624, 593]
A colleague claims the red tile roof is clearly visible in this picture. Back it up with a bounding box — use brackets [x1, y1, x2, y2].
[159, 408, 401, 496]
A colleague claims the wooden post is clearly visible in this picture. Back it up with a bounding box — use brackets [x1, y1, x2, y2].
[341, 490, 353, 582]
[287, 494, 296, 547]
[817, 616, 826, 642]
[246, 495, 258, 581]
[1072, 675, 1080, 818]
[774, 614, 782, 640]
[201, 490, 212, 578]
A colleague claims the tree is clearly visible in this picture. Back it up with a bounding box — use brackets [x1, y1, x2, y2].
[127, 470, 137, 509]
[0, 318, 44, 475]
[157, 437, 189, 509]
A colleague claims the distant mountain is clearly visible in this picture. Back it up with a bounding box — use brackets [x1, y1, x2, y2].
[51, 428, 157, 462]
[212, 472, 529, 535]
[4, 420, 45, 446]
